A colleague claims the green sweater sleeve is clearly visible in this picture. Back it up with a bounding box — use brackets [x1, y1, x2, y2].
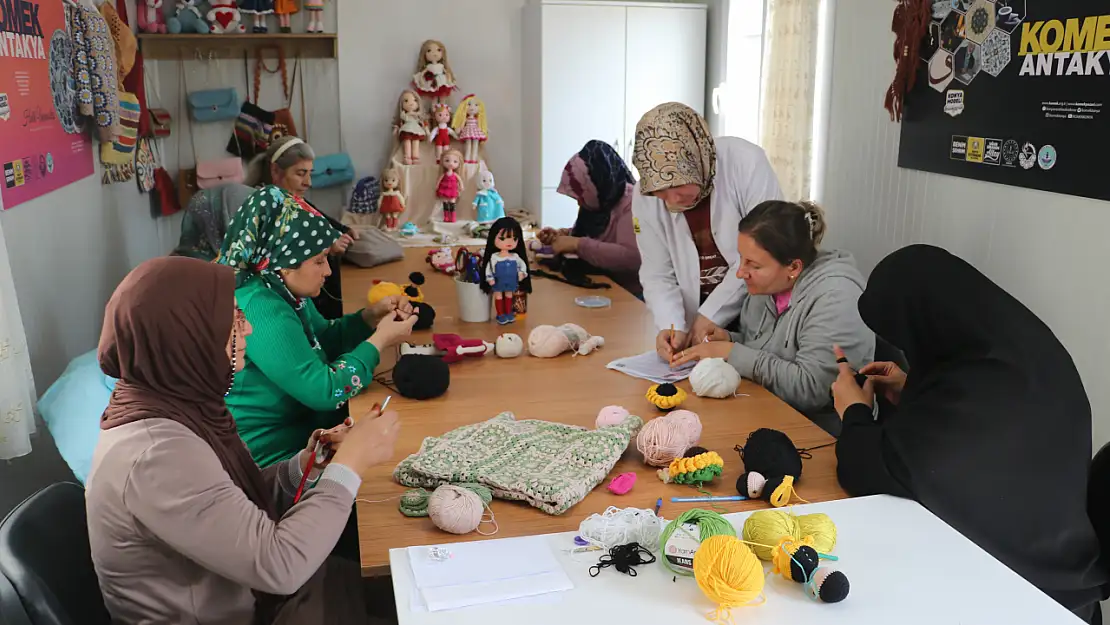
[243, 292, 381, 413]
[305, 302, 374, 361]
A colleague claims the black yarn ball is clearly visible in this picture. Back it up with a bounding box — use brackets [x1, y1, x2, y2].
[412, 303, 436, 330]
[737, 428, 802, 480]
[684, 446, 709, 458]
[816, 570, 850, 603]
[789, 546, 820, 583]
[394, 354, 449, 400]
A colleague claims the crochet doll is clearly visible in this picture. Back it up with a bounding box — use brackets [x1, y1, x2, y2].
[412, 39, 457, 103]
[168, 0, 209, 33]
[451, 94, 488, 165]
[207, 0, 245, 33]
[434, 149, 463, 224]
[239, 0, 273, 32]
[427, 103, 458, 164]
[473, 167, 505, 224]
[137, 0, 167, 33]
[480, 217, 532, 325]
[303, 0, 325, 32]
[393, 89, 428, 166]
[274, 0, 296, 32]
[378, 168, 405, 231]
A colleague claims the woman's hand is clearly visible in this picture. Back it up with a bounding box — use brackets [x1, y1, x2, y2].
[368, 312, 419, 352]
[705, 325, 732, 342]
[670, 341, 733, 368]
[552, 235, 580, 255]
[655, 329, 688, 363]
[303, 417, 354, 469]
[365, 295, 413, 326]
[831, 345, 875, 418]
[538, 227, 558, 246]
[331, 407, 400, 475]
[330, 232, 355, 255]
[859, 360, 908, 406]
[689, 315, 723, 346]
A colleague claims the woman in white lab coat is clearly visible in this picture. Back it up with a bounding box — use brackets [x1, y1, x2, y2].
[630, 102, 784, 361]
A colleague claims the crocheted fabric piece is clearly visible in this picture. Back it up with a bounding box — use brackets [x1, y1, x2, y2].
[393, 412, 643, 515]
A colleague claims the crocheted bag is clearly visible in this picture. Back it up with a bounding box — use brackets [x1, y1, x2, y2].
[393, 412, 643, 515]
[349, 176, 380, 215]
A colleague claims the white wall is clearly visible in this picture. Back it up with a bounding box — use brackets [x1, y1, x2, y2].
[820, 0, 1110, 447]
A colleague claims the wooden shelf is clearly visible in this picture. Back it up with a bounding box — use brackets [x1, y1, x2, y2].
[138, 33, 337, 60]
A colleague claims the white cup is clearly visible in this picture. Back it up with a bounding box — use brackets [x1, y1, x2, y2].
[455, 278, 491, 323]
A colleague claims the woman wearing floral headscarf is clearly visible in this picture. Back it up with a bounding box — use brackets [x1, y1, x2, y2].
[631, 102, 783, 363]
[219, 139, 417, 469]
[538, 140, 642, 296]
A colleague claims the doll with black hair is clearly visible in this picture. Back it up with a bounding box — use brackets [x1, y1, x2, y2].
[480, 217, 532, 325]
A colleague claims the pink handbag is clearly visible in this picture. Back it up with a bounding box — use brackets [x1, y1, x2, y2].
[195, 157, 245, 189]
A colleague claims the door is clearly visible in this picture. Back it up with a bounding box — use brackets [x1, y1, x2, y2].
[623, 6, 708, 172]
[541, 3, 627, 189]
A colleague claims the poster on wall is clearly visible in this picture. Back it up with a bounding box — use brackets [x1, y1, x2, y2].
[898, 0, 1108, 202]
[0, 0, 94, 211]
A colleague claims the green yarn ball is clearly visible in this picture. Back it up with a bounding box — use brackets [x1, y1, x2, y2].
[659, 508, 738, 576]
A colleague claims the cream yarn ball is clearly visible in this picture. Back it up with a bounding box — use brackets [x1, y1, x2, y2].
[495, 333, 524, 358]
[428, 485, 484, 534]
[635, 409, 702, 467]
[596, 405, 630, 428]
[690, 358, 741, 398]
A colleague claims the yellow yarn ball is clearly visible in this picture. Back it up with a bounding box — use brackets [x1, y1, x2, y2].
[693, 535, 765, 621]
[743, 510, 837, 561]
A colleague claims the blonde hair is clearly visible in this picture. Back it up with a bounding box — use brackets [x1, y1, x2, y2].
[416, 39, 456, 84]
[395, 89, 426, 125]
[451, 95, 488, 136]
[381, 167, 400, 189]
[440, 149, 464, 171]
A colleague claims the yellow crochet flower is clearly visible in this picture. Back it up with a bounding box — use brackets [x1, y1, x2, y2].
[658, 451, 724, 484]
[646, 383, 687, 411]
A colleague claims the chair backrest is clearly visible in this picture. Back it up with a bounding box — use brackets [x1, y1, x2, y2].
[0, 483, 110, 625]
[1089, 443, 1110, 579]
[0, 571, 32, 625]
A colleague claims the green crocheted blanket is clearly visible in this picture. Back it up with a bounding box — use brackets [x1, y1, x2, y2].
[393, 412, 643, 515]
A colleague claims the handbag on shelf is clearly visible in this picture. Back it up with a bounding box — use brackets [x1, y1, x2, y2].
[311, 152, 354, 188]
[187, 88, 239, 123]
[100, 90, 141, 184]
[148, 139, 180, 217]
[148, 108, 171, 137]
[135, 137, 156, 193]
[226, 100, 274, 158]
[196, 157, 244, 189]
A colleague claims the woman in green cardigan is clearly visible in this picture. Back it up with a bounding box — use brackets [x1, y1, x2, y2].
[219, 137, 417, 467]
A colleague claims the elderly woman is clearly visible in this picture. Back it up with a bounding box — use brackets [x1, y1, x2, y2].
[631, 102, 784, 362]
[86, 256, 401, 624]
[539, 140, 642, 296]
[219, 137, 417, 468]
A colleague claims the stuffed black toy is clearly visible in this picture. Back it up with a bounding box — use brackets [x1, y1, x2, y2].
[735, 428, 804, 507]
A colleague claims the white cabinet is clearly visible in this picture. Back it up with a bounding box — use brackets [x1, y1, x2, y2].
[524, 1, 707, 228]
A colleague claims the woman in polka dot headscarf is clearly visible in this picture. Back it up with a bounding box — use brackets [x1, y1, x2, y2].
[217, 136, 417, 471]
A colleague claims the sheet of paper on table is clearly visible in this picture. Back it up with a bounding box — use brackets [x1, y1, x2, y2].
[607, 351, 696, 384]
[406, 535, 573, 612]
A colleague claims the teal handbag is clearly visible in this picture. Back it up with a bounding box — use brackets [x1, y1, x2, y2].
[312, 152, 355, 188]
[187, 88, 240, 122]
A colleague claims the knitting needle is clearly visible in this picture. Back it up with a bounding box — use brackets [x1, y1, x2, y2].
[670, 495, 748, 503]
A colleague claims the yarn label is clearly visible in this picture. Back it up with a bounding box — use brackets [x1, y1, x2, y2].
[663, 522, 701, 573]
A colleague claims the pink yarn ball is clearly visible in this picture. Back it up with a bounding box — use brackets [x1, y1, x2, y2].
[596, 405, 630, 428]
[527, 325, 569, 358]
[427, 485, 483, 534]
[635, 410, 702, 467]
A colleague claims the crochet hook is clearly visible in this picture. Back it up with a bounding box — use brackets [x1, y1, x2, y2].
[670, 495, 748, 503]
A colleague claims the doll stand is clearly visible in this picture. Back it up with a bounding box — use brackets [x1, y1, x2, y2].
[387, 138, 490, 228]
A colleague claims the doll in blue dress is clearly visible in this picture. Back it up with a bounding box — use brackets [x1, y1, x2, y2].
[473, 168, 505, 224]
[480, 217, 532, 325]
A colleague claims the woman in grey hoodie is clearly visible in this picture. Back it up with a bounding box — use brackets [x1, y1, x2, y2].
[671, 200, 873, 434]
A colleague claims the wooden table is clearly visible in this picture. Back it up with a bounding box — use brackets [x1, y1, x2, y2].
[343, 248, 848, 576]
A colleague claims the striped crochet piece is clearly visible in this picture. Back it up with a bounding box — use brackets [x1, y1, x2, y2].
[393, 412, 643, 515]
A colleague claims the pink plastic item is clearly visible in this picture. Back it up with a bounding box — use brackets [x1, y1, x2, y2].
[607, 472, 637, 495]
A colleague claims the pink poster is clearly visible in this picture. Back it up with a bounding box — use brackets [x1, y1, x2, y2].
[0, 0, 94, 211]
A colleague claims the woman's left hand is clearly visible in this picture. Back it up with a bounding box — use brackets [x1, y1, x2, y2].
[830, 345, 875, 418]
[689, 315, 723, 345]
[364, 295, 413, 326]
[669, 341, 733, 367]
[304, 417, 354, 469]
[330, 232, 355, 255]
[552, 235, 579, 255]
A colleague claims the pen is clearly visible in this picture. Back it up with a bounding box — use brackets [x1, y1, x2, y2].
[670, 495, 748, 503]
[654, 497, 662, 517]
[670, 324, 675, 347]
[379, 395, 392, 413]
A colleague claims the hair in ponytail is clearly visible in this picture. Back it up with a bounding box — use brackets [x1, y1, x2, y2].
[738, 200, 827, 268]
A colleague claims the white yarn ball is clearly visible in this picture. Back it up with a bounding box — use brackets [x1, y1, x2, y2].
[495, 333, 523, 358]
[578, 506, 664, 551]
[689, 358, 741, 398]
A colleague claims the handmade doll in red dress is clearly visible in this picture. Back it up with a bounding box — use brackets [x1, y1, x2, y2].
[393, 89, 428, 166]
[412, 39, 457, 103]
[428, 103, 458, 164]
[378, 167, 405, 231]
[451, 94, 488, 165]
[435, 149, 463, 223]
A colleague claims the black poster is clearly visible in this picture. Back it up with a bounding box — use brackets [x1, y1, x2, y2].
[897, 0, 1109, 202]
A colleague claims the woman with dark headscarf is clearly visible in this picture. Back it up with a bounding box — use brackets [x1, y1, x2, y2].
[172, 183, 254, 261]
[832, 245, 1107, 622]
[86, 256, 400, 624]
[539, 140, 642, 296]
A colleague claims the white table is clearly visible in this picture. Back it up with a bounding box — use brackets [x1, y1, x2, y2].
[390, 495, 1085, 625]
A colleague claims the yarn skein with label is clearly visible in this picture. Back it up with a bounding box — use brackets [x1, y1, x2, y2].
[636, 409, 702, 467]
[741, 509, 837, 561]
[659, 508, 737, 576]
[693, 535, 766, 622]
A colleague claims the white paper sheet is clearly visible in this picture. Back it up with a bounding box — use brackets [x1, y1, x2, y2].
[406, 554, 564, 613]
[606, 351, 696, 384]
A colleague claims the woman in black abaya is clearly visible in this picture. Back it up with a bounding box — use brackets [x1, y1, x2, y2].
[831, 244, 1107, 623]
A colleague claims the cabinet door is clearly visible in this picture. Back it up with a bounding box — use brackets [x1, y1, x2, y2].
[624, 6, 707, 168]
[541, 4, 627, 189]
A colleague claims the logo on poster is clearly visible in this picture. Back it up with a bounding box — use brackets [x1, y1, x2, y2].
[0, 93, 9, 121]
[966, 137, 986, 163]
[45, 152, 54, 173]
[1018, 143, 1037, 169]
[983, 138, 1002, 165]
[944, 90, 965, 117]
[1038, 145, 1057, 170]
[1002, 140, 1019, 167]
[3, 161, 25, 188]
[950, 135, 969, 160]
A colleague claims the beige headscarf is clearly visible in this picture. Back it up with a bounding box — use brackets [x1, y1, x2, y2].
[631, 102, 717, 212]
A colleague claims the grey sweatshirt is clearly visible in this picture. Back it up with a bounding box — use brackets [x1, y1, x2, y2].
[726, 249, 874, 417]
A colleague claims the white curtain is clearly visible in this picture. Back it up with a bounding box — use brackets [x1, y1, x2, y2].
[760, 0, 822, 201]
[0, 217, 36, 460]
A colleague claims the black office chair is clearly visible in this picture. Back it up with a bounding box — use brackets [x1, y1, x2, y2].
[0, 570, 32, 625]
[1089, 444, 1110, 581]
[0, 483, 110, 625]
